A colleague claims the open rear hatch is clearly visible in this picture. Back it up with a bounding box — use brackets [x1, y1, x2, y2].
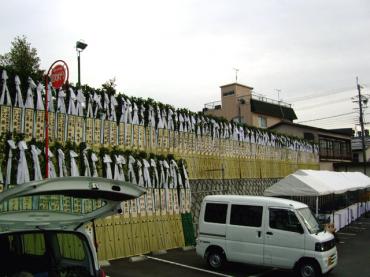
[0, 177, 146, 232]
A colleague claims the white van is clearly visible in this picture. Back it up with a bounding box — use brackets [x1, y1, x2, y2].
[196, 195, 337, 277]
[0, 177, 145, 277]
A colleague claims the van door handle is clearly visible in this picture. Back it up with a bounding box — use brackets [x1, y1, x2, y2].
[266, 231, 273, 235]
[257, 231, 261, 237]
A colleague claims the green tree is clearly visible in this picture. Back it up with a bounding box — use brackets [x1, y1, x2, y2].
[0, 35, 42, 80]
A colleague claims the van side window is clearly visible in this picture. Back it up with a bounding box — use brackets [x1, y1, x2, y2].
[204, 203, 228, 224]
[230, 205, 263, 227]
[269, 208, 301, 232]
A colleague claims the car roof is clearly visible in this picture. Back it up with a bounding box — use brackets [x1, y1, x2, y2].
[203, 195, 307, 209]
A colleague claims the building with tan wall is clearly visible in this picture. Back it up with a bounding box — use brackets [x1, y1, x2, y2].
[204, 82, 297, 128]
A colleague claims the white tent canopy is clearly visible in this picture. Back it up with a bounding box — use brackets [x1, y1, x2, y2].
[264, 170, 370, 197]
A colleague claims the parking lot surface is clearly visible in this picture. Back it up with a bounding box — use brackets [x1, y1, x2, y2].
[103, 215, 370, 277]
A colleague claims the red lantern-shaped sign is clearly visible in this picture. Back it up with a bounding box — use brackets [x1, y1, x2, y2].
[50, 64, 66, 89]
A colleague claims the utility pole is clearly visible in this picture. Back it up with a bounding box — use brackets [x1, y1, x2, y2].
[233, 68, 239, 83]
[357, 77, 367, 174]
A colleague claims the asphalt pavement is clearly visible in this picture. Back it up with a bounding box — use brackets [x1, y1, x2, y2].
[102, 215, 370, 277]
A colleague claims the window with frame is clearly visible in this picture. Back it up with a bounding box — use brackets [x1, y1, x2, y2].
[258, 116, 267, 128]
[204, 203, 228, 224]
[269, 208, 302, 232]
[230, 204, 263, 227]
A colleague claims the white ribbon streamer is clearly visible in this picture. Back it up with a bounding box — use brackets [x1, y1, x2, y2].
[0, 70, 12, 106]
[143, 159, 152, 188]
[47, 83, 54, 112]
[68, 88, 77, 115]
[93, 92, 102, 118]
[182, 163, 190, 189]
[103, 154, 113, 179]
[83, 148, 91, 177]
[86, 94, 93, 118]
[57, 149, 68, 177]
[137, 160, 144, 187]
[47, 148, 57, 178]
[36, 83, 45, 110]
[119, 98, 127, 123]
[128, 155, 137, 184]
[16, 141, 30, 184]
[31, 145, 43, 181]
[91, 152, 99, 177]
[76, 89, 86, 116]
[14, 75, 24, 108]
[57, 88, 67, 113]
[70, 150, 80, 176]
[25, 77, 36, 109]
[127, 99, 132, 124]
[103, 92, 110, 120]
[132, 103, 139, 125]
[114, 155, 126, 181]
[6, 140, 16, 186]
[150, 159, 159, 188]
[169, 159, 178, 189]
[110, 94, 118, 121]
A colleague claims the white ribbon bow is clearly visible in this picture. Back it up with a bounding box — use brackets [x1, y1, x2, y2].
[86, 94, 94, 118]
[47, 83, 55, 112]
[103, 92, 110, 120]
[57, 149, 68, 177]
[14, 75, 24, 108]
[128, 155, 137, 184]
[126, 100, 132, 124]
[25, 77, 36, 109]
[114, 155, 126, 181]
[93, 92, 102, 118]
[57, 88, 67, 113]
[137, 160, 144, 187]
[167, 109, 174, 130]
[139, 105, 145, 126]
[83, 148, 91, 177]
[68, 88, 77, 115]
[91, 152, 99, 177]
[6, 140, 16, 186]
[182, 163, 190, 189]
[110, 95, 118, 121]
[150, 159, 159, 188]
[119, 98, 127, 123]
[31, 145, 43, 181]
[143, 159, 151, 188]
[162, 160, 170, 189]
[36, 83, 45, 110]
[148, 105, 156, 128]
[76, 89, 86, 116]
[103, 154, 113, 179]
[132, 103, 139, 125]
[169, 160, 178, 189]
[70, 150, 80, 176]
[16, 141, 30, 184]
[161, 109, 167, 129]
[0, 70, 12, 106]
[46, 148, 57, 178]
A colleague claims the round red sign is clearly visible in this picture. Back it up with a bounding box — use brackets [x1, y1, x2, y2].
[50, 64, 66, 89]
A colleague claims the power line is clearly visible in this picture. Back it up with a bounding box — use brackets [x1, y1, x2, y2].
[296, 111, 356, 124]
[286, 83, 370, 103]
[294, 97, 351, 111]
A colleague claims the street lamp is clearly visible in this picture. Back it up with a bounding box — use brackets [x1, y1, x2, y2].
[76, 40, 88, 87]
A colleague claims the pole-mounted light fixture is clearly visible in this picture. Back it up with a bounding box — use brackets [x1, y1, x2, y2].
[76, 40, 88, 86]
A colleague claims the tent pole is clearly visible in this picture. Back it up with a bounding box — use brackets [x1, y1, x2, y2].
[332, 193, 335, 225]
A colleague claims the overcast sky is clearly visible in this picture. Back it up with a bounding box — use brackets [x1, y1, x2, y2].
[1, 0, 370, 130]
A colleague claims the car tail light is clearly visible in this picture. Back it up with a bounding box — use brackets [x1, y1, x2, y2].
[99, 268, 106, 277]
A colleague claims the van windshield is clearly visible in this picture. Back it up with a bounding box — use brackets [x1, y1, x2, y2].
[296, 208, 321, 234]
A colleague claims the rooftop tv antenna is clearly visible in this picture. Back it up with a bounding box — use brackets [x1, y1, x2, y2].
[233, 68, 239, 82]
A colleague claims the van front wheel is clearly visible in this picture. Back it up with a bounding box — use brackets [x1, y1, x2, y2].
[206, 250, 225, 270]
[297, 260, 322, 277]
